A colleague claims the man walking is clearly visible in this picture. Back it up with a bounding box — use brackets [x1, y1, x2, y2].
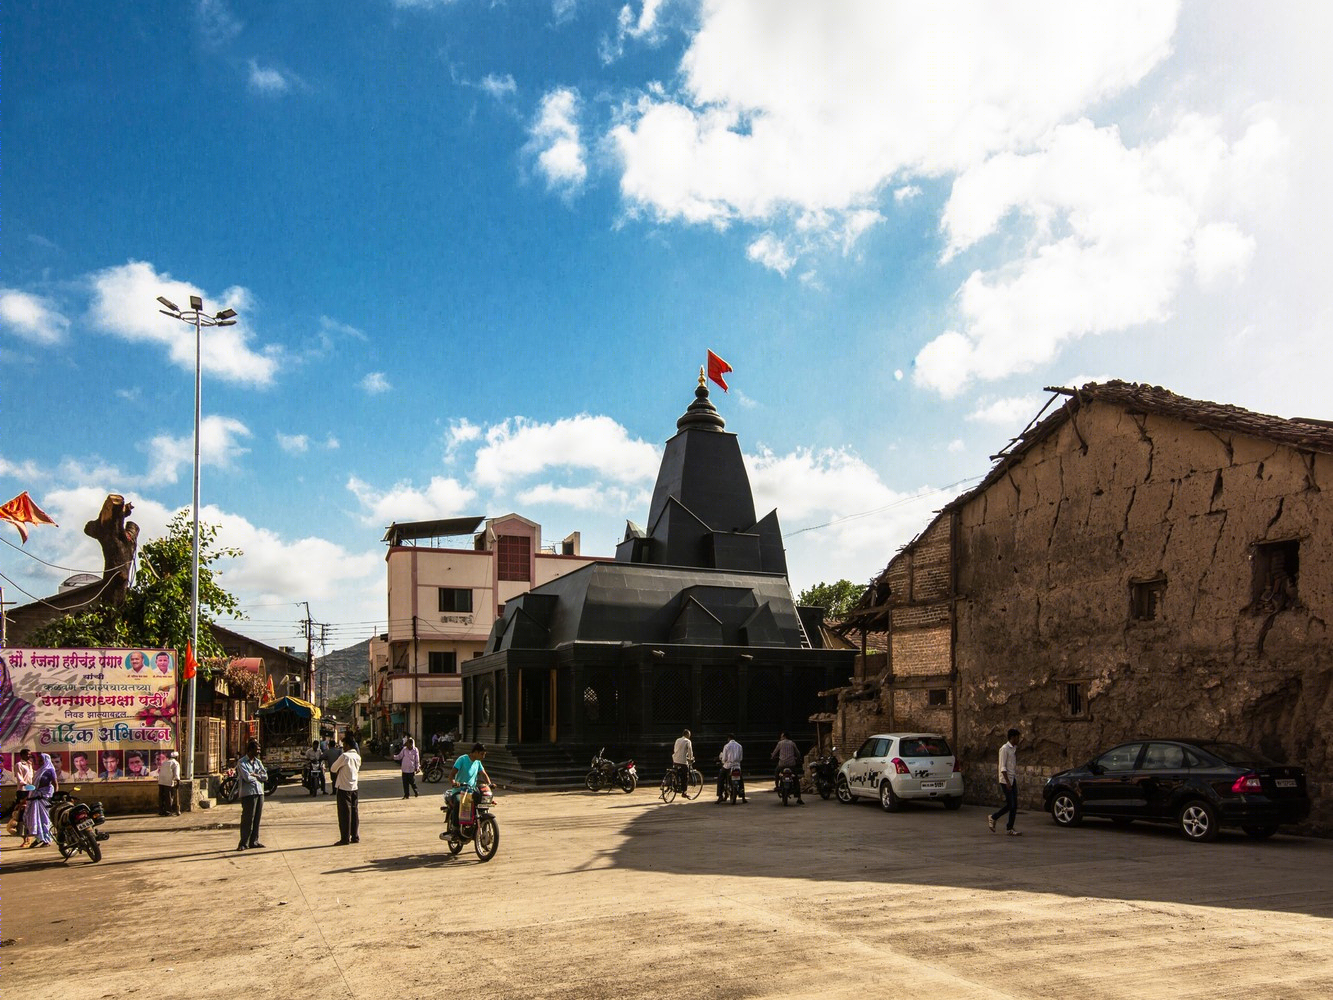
[988, 728, 1022, 836]
[331, 733, 362, 845]
[157, 749, 180, 816]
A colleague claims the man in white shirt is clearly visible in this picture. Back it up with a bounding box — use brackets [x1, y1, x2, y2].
[671, 729, 693, 796]
[330, 734, 362, 845]
[988, 728, 1022, 835]
[716, 735, 746, 803]
[156, 750, 180, 816]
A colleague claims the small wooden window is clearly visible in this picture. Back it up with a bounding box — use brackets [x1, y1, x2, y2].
[428, 651, 457, 674]
[1063, 681, 1088, 719]
[1253, 540, 1299, 610]
[1130, 577, 1166, 621]
[438, 587, 473, 613]
[928, 688, 949, 707]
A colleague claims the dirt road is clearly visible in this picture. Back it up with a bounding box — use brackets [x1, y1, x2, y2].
[5, 762, 1331, 1000]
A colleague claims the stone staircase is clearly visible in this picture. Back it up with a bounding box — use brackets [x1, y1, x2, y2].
[483, 744, 590, 789]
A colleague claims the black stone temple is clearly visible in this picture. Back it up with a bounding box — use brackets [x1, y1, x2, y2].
[461, 373, 856, 783]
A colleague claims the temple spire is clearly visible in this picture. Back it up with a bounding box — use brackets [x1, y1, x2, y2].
[677, 369, 726, 432]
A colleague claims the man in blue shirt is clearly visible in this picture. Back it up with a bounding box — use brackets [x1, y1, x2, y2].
[445, 742, 494, 831]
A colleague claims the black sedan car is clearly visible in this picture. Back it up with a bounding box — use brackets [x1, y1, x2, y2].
[1043, 739, 1309, 842]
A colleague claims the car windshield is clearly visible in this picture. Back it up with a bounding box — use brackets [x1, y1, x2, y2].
[899, 737, 952, 758]
[1195, 742, 1275, 766]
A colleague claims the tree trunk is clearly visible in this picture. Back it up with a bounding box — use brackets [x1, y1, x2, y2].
[83, 494, 139, 604]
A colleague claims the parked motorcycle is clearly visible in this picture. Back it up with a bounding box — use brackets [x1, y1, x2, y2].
[585, 748, 637, 793]
[809, 747, 840, 800]
[776, 766, 800, 806]
[440, 784, 500, 862]
[423, 752, 449, 784]
[50, 789, 104, 863]
[217, 761, 239, 803]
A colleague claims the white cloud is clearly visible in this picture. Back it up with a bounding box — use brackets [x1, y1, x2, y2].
[529, 88, 588, 193]
[347, 474, 478, 526]
[967, 395, 1043, 426]
[195, 0, 243, 47]
[472, 414, 660, 488]
[947, 439, 965, 453]
[360, 372, 391, 394]
[915, 113, 1283, 396]
[144, 415, 252, 484]
[277, 432, 309, 454]
[88, 260, 279, 386]
[516, 483, 646, 512]
[247, 60, 291, 94]
[746, 233, 796, 275]
[604, 0, 668, 61]
[0, 289, 70, 345]
[0, 454, 45, 482]
[553, 0, 578, 24]
[893, 185, 922, 203]
[479, 74, 517, 101]
[445, 418, 482, 459]
[324, 434, 340, 450]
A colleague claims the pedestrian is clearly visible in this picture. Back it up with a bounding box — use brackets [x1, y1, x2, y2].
[157, 749, 181, 816]
[25, 752, 58, 848]
[988, 728, 1022, 836]
[321, 735, 341, 795]
[394, 735, 420, 798]
[331, 732, 362, 845]
[236, 738, 268, 850]
[8, 748, 34, 839]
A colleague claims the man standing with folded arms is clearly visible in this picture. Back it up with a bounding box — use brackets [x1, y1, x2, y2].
[331, 733, 362, 845]
[988, 728, 1022, 836]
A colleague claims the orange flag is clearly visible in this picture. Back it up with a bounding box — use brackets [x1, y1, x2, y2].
[183, 642, 198, 681]
[0, 491, 58, 543]
[265, 675, 276, 701]
[706, 350, 733, 392]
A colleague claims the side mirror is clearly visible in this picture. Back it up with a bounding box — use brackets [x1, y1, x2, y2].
[852, 749, 859, 759]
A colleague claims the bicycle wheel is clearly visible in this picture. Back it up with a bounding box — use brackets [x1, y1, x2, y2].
[686, 768, 704, 800]
[659, 773, 677, 803]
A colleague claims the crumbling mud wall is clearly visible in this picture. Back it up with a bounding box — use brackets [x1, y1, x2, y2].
[954, 400, 1333, 831]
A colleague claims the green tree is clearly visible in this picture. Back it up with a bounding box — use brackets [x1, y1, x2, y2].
[324, 692, 356, 720]
[32, 510, 244, 657]
[796, 579, 865, 619]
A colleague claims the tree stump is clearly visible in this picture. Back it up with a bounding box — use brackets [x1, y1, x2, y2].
[83, 493, 140, 604]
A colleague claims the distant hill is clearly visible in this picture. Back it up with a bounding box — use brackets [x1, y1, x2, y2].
[316, 638, 372, 700]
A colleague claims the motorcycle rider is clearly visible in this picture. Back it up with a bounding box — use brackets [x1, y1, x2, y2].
[445, 742, 494, 832]
[320, 736, 340, 795]
[770, 732, 804, 804]
[716, 735, 746, 803]
[671, 729, 694, 796]
[304, 740, 327, 794]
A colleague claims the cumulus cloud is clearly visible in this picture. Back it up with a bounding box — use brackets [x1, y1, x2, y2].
[479, 74, 517, 101]
[603, 0, 668, 62]
[445, 418, 482, 459]
[746, 233, 796, 275]
[195, 0, 243, 47]
[516, 483, 646, 512]
[893, 185, 922, 203]
[967, 395, 1044, 426]
[144, 415, 252, 484]
[277, 432, 309, 454]
[529, 88, 588, 193]
[947, 439, 965, 453]
[914, 113, 1283, 396]
[347, 474, 477, 526]
[472, 414, 660, 488]
[247, 60, 292, 94]
[0, 289, 70, 344]
[88, 260, 279, 386]
[360, 372, 391, 394]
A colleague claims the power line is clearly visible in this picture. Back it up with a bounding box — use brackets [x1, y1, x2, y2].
[786, 476, 983, 536]
[0, 534, 131, 576]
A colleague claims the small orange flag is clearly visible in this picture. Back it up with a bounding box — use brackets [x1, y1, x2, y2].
[706, 350, 733, 392]
[0, 491, 58, 543]
[265, 675, 276, 701]
[183, 642, 197, 681]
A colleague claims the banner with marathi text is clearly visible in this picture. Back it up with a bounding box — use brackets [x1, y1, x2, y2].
[0, 647, 178, 784]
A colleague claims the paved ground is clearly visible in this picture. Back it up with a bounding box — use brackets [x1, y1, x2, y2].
[4, 761, 1331, 1000]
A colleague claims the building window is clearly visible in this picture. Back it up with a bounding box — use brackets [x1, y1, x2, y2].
[438, 587, 473, 613]
[497, 534, 531, 582]
[1253, 539, 1299, 611]
[927, 688, 949, 707]
[428, 651, 457, 674]
[1130, 577, 1167, 621]
[1063, 681, 1088, 719]
[583, 686, 599, 722]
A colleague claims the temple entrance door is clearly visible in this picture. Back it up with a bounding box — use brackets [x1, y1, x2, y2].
[518, 669, 555, 743]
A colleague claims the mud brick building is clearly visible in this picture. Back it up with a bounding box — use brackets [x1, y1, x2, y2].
[840, 381, 1333, 832]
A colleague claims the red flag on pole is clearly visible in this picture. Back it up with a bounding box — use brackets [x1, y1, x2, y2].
[706, 350, 733, 392]
[0, 491, 58, 543]
[265, 675, 276, 702]
[183, 642, 198, 681]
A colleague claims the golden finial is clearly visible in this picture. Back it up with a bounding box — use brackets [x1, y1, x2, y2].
[698, 366, 706, 388]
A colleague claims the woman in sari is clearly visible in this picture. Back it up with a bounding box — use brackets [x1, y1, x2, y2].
[26, 751, 57, 848]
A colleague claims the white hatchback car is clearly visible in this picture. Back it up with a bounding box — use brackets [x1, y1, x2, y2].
[836, 732, 964, 811]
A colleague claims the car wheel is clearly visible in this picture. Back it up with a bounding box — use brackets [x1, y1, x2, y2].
[835, 776, 854, 804]
[879, 781, 901, 812]
[1050, 791, 1082, 827]
[1242, 823, 1280, 841]
[942, 796, 963, 810]
[1178, 800, 1219, 842]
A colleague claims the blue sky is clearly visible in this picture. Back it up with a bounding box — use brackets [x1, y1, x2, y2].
[3, 2, 1330, 653]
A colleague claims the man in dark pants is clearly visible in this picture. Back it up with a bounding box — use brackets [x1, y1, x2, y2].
[330, 733, 362, 845]
[236, 739, 267, 850]
[988, 728, 1022, 835]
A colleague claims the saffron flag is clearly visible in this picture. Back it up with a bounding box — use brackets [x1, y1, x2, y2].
[265, 675, 276, 701]
[0, 491, 58, 544]
[706, 350, 733, 392]
[183, 642, 198, 681]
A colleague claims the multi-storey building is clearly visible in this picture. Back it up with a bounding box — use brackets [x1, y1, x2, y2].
[376, 514, 599, 742]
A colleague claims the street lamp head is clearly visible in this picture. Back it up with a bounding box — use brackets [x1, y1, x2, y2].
[189, 295, 203, 311]
[157, 295, 180, 312]
[216, 319, 237, 326]
[215, 308, 237, 320]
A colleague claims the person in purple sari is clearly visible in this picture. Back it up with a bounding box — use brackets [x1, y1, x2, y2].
[26, 752, 57, 848]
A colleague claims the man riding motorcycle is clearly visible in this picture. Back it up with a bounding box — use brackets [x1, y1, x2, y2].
[304, 740, 327, 794]
[445, 742, 495, 832]
[770, 732, 804, 804]
[716, 735, 746, 803]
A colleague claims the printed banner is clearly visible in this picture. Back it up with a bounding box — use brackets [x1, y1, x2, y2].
[0, 648, 178, 784]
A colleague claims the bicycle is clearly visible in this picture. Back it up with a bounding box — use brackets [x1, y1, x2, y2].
[659, 762, 704, 802]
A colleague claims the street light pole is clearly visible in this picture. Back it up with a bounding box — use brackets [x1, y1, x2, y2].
[157, 294, 238, 782]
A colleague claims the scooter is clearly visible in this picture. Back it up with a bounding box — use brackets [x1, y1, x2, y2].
[440, 784, 500, 862]
[49, 789, 104, 863]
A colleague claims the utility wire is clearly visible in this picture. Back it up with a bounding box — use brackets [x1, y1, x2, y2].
[787, 475, 983, 536]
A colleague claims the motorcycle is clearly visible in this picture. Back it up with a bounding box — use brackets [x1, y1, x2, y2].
[585, 748, 637, 793]
[718, 764, 745, 804]
[440, 784, 500, 862]
[423, 750, 450, 784]
[217, 761, 239, 803]
[302, 760, 323, 796]
[50, 789, 104, 863]
[809, 747, 840, 800]
[776, 766, 800, 806]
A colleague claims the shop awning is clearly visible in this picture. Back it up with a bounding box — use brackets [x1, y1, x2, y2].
[255, 695, 322, 719]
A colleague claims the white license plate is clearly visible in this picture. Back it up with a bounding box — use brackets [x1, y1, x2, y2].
[921, 780, 944, 789]
[628, 766, 637, 774]
[1275, 778, 1297, 788]
[76, 819, 95, 831]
